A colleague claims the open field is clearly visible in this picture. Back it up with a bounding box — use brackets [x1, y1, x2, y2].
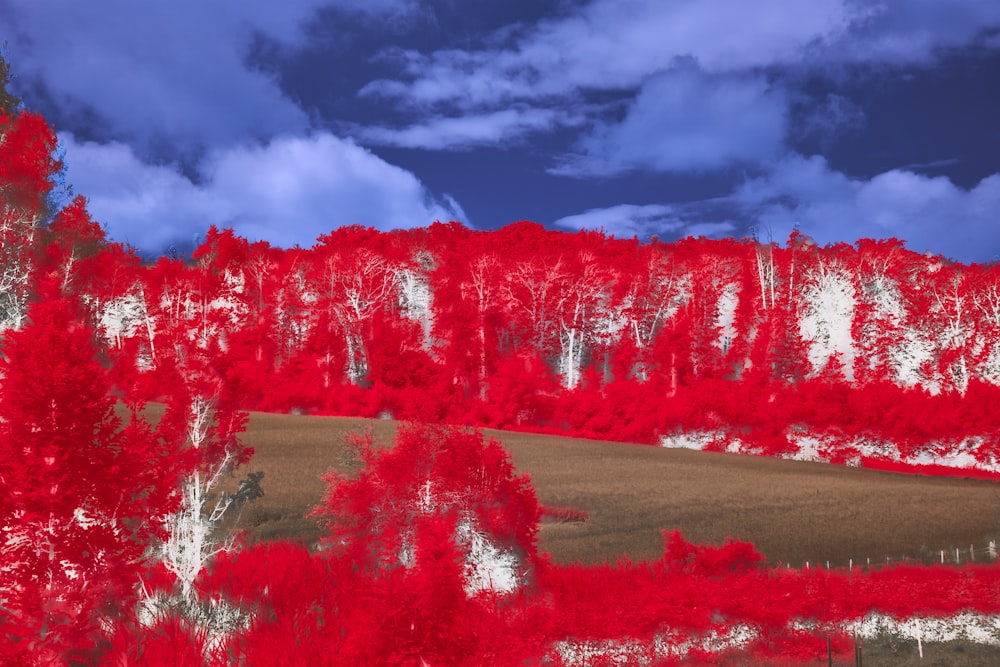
[226, 411, 1000, 568]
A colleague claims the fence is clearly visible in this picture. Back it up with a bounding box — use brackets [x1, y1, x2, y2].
[784, 539, 999, 572]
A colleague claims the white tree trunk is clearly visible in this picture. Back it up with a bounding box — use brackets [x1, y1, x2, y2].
[159, 397, 235, 601]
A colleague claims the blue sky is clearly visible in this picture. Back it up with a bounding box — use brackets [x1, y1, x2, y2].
[2, 0, 1000, 262]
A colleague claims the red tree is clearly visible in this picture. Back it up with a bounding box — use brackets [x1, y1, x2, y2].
[313, 424, 542, 591]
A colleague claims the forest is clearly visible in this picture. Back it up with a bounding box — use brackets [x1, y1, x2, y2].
[14, 182, 1000, 472]
[5, 60, 1000, 664]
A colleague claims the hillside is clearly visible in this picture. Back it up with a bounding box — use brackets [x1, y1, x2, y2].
[5, 101, 1000, 472]
[6, 213, 1000, 474]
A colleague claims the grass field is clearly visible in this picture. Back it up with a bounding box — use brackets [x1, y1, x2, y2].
[225, 411, 1000, 568]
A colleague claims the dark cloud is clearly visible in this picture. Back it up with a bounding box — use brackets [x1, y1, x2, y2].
[551, 68, 788, 175]
[792, 93, 866, 150]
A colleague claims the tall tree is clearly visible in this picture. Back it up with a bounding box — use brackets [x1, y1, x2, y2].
[309, 227, 402, 386]
[0, 102, 62, 331]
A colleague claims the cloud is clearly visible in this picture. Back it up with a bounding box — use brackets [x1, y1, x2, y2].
[831, 0, 1000, 64]
[553, 203, 684, 238]
[553, 202, 739, 240]
[552, 68, 787, 175]
[350, 106, 585, 150]
[59, 131, 466, 253]
[362, 0, 1000, 113]
[896, 157, 962, 172]
[361, 0, 856, 109]
[556, 155, 1000, 263]
[56, 136, 217, 252]
[682, 222, 739, 238]
[355, 0, 1000, 170]
[734, 155, 1000, 263]
[791, 93, 866, 148]
[1, 0, 419, 161]
[550, 201, 735, 242]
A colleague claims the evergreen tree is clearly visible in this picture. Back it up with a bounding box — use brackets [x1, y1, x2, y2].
[0, 295, 189, 662]
[0, 50, 21, 115]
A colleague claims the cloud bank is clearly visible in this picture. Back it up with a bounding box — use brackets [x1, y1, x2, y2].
[735, 155, 1000, 263]
[61, 132, 465, 253]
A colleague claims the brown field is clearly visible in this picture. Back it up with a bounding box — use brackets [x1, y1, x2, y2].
[226, 411, 1000, 568]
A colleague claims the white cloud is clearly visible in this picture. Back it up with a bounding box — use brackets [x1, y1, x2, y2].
[734, 155, 1000, 263]
[58, 136, 218, 251]
[204, 133, 466, 243]
[352, 106, 585, 150]
[60, 131, 466, 252]
[1, 0, 419, 158]
[553, 202, 740, 240]
[362, 0, 856, 109]
[683, 222, 738, 238]
[552, 68, 787, 175]
[553, 203, 682, 238]
[555, 156, 1000, 263]
[362, 0, 1000, 112]
[354, 0, 1000, 178]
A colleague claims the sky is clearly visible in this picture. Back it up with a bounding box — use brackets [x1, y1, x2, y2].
[2, 0, 1000, 263]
